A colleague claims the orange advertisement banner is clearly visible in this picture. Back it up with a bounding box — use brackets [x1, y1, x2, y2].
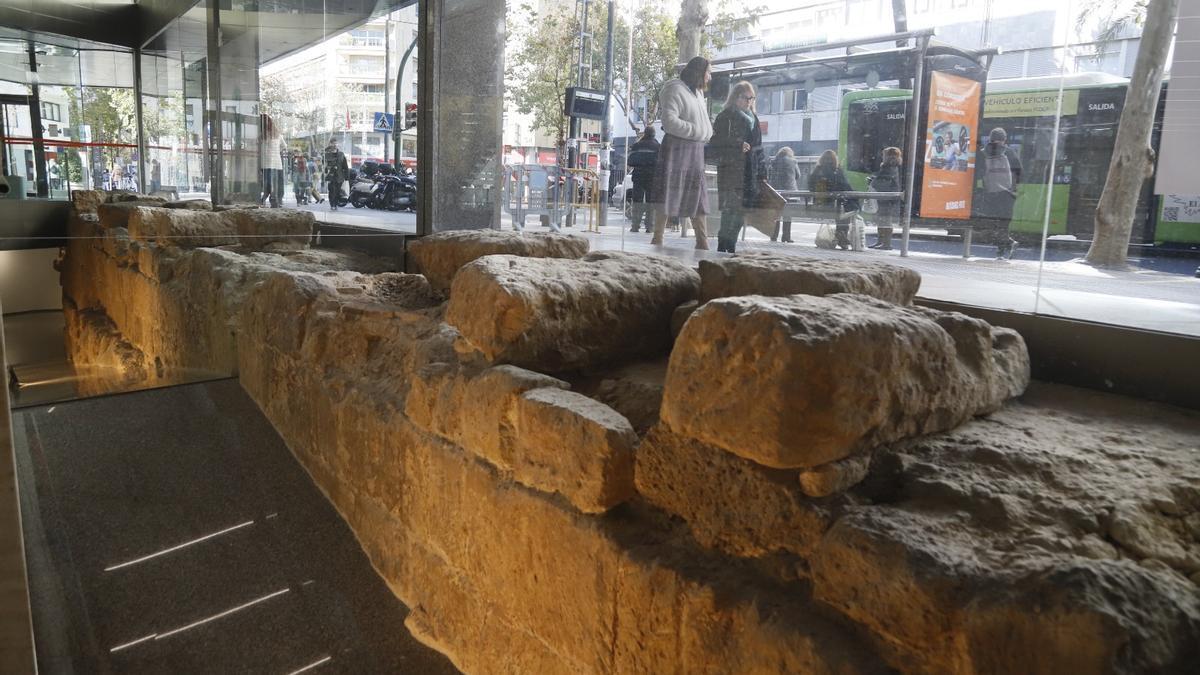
[919, 71, 981, 219]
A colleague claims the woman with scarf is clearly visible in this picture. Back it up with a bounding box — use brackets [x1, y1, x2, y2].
[710, 80, 764, 253]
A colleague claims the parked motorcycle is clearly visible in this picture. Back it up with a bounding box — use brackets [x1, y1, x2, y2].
[368, 166, 417, 211]
[349, 163, 379, 208]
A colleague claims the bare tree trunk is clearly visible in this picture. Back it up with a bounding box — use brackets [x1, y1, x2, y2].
[1086, 0, 1179, 268]
[678, 0, 709, 62]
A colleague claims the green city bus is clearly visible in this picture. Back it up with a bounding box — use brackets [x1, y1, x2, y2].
[839, 72, 1199, 246]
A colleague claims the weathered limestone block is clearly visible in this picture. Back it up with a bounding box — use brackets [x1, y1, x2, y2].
[71, 189, 106, 215]
[446, 252, 700, 372]
[698, 254, 922, 305]
[662, 293, 1030, 469]
[407, 229, 589, 291]
[109, 190, 167, 204]
[812, 511, 1200, 673]
[406, 364, 561, 460]
[798, 454, 873, 498]
[636, 425, 838, 559]
[510, 388, 637, 513]
[97, 202, 178, 230]
[221, 207, 314, 250]
[125, 206, 239, 247]
[163, 199, 213, 210]
[586, 359, 668, 436]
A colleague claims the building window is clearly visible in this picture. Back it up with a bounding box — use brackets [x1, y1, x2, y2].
[783, 89, 807, 112]
[40, 101, 62, 121]
[347, 29, 385, 47]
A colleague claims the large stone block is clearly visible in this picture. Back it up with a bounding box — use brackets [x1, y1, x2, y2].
[125, 207, 239, 247]
[71, 189, 106, 215]
[407, 229, 589, 291]
[662, 293, 1030, 469]
[221, 208, 314, 251]
[698, 254, 922, 305]
[446, 252, 700, 372]
[635, 425, 836, 559]
[812, 511, 1200, 674]
[510, 387, 637, 513]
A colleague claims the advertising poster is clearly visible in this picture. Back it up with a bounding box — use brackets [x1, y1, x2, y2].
[920, 71, 982, 219]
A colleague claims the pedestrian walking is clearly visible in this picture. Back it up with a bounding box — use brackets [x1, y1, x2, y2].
[260, 115, 283, 207]
[651, 56, 714, 250]
[308, 155, 324, 203]
[150, 159, 161, 194]
[977, 127, 1023, 260]
[868, 147, 902, 250]
[711, 80, 763, 253]
[807, 150, 859, 250]
[626, 126, 660, 233]
[323, 138, 348, 210]
[769, 147, 802, 242]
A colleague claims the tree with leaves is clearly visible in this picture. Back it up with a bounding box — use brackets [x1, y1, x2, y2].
[506, 2, 580, 152]
[260, 74, 332, 157]
[506, 0, 763, 149]
[1083, 0, 1178, 267]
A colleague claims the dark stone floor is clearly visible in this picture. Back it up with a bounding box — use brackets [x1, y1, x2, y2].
[12, 378, 459, 674]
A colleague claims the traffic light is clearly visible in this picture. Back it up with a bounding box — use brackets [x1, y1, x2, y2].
[404, 103, 418, 130]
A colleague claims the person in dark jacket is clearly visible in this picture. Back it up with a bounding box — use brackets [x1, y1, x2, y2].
[808, 149, 859, 250]
[977, 127, 1023, 259]
[769, 147, 802, 242]
[626, 126, 660, 233]
[711, 80, 763, 253]
[323, 138, 349, 210]
[868, 146, 903, 250]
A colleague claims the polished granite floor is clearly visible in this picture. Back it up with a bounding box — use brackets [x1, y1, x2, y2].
[11, 378, 458, 674]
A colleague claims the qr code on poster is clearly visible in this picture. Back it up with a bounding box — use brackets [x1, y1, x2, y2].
[1163, 207, 1180, 222]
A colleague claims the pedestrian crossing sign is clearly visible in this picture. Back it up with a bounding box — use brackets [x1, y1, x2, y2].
[373, 112, 395, 132]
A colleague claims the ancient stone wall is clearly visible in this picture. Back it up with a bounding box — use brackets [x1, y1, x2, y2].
[63, 219, 1200, 674]
[60, 192, 394, 389]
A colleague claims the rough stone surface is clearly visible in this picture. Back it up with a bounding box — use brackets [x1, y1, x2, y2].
[109, 190, 167, 204]
[642, 381, 1200, 672]
[408, 229, 590, 292]
[636, 424, 839, 560]
[221, 208, 314, 250]
[125, 207, 239, 247]
[61, 209, 397, 385]
[663, 293, 1030, 469]
[698, 253, 923, 305]
[446, 252, 699, 372]
[583, 360, 667, 436]
[70, 189, 106, 215]
[510, 387, 637, 513]
[236, 272, 892, 675]
[671, 300, 698, 339]
[68, 222, 1200, 674]
[799, 453, 873, 498]
[163, 199, 213, 210]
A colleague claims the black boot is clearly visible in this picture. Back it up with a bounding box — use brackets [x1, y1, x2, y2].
[876, 227, 893, 250]
[782, 221, 793, 243]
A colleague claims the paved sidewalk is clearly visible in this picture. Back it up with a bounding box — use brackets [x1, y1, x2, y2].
[569, 219, 1200, 336]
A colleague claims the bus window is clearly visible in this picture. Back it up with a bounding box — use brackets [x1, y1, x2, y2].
[846, 99, 908, 176]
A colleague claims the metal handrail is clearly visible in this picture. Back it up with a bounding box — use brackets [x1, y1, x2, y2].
[563, 167, 601, 232]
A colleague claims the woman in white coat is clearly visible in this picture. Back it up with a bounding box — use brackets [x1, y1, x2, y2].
[651, 56, 714, 249]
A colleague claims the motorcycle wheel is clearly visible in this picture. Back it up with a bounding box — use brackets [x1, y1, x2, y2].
[351, 196, 366, 208]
